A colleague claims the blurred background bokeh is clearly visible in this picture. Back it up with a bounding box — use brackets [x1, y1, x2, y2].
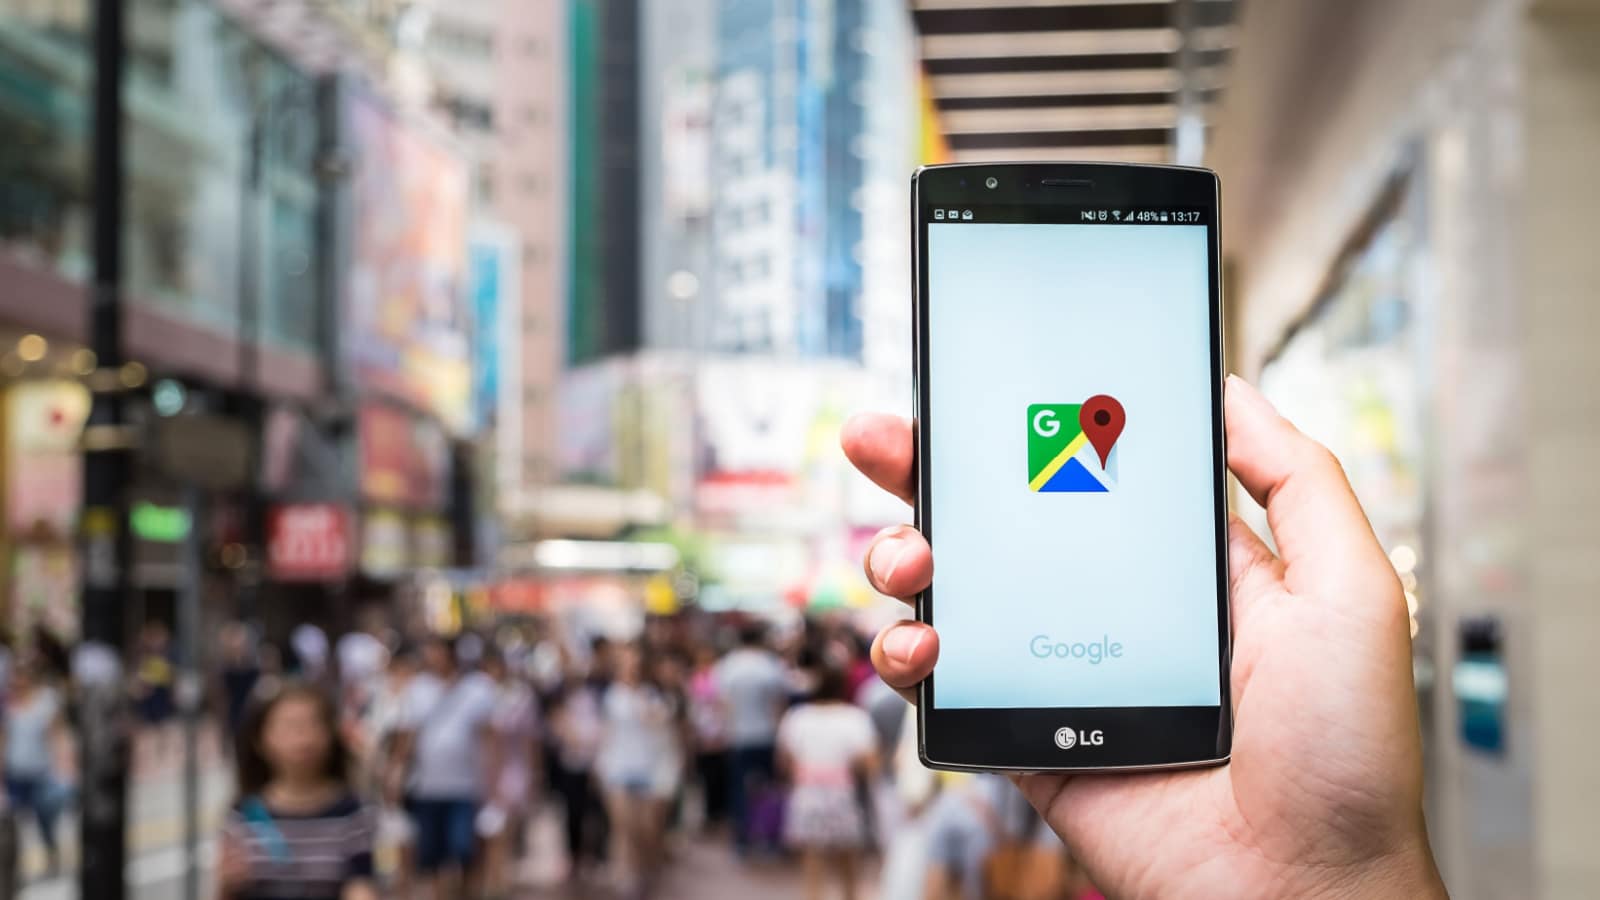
[0, 0, 1596, 898]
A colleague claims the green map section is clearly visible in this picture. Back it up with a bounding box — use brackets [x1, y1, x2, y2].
[1028, 403, 1083, 481]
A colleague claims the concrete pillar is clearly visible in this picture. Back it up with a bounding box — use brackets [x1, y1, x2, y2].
[1520, 2, 1600, 897]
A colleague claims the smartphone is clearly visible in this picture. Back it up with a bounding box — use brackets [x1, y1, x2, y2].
[911, 162, 1231, 772]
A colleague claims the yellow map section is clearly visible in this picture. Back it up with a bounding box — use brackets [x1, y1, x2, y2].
[1028, 432, 1088, 492]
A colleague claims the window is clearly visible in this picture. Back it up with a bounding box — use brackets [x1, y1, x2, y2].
[444, 96, 493, 131]
[431, 22, 494, 58]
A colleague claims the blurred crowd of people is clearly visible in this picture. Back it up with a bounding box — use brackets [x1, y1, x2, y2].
[0, 609, 1104, 900]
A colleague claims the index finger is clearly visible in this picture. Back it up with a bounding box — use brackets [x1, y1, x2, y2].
[1223, 376, 1396, 603]
[841, 413, 916, 505]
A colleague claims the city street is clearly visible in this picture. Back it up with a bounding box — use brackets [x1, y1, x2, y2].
[3, 0, 1600, 897]
[15, 736, 835, 900]
[19, 763, 231, 898]
[21, 799, 836, 900]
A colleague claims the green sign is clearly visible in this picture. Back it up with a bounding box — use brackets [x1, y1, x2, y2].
[131, 501, 190, 543]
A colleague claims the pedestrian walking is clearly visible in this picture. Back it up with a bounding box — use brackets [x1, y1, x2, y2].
[362, 645, 419, 893]
[596, 643, 682, 898]
[715, 623, 788, 855]
[132, 620, 178, 765]
[1, 663, 67, 877]
[217, 683, 377, 900]
[217, 621, 262, 753]
[335, 615, 389, 725]
[387, 635, 499, 900]
[686, 644, 730, 830]
[479, 648, 539, 897]
[776, 665, 878, 900]
[547, 665, 607, 882]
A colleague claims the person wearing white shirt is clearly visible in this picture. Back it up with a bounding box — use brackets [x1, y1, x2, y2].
[713, 624, 789, 853]
[777, 666, 878, 900]
[386, 636, 498, 900]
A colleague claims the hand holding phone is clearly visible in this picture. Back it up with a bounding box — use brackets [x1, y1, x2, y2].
[843, 377, 1446, 900]
[911, 163, 1232, 770]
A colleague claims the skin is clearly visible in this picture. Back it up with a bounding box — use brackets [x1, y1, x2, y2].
[844, 375, 1449, 900]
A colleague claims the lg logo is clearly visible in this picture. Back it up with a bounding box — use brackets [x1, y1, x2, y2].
[1053, 727, 1105, 750]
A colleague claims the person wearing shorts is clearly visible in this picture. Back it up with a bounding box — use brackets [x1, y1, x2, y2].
[405, 797, 477, 879]
[595, 643, 682, 894]
[389, 636, 498, 900]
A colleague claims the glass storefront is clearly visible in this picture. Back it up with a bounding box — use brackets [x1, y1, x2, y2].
[1243, 14, 1536, 887]
[1251, 175, 1431, 622]
[1250, 167, 1444, 765]
[0, 0, 323, 353]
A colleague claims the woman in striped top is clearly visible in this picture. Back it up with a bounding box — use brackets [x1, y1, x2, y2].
[218, 683, 378, 900]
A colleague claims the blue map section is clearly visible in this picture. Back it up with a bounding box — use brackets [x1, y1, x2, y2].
[1039, 457, 1108, 493]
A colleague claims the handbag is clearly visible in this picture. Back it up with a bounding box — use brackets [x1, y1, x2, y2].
[982, 840, 1068, 900]
[971, 787, 1068, 900]
[747, 784, 787, 847]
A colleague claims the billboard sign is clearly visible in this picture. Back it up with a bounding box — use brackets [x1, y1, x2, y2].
[344, 87, 474, 434]
[358, 403, 449, 509]
[468, 222, 521, 430]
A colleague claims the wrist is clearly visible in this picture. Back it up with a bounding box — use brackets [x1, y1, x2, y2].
[1298, 841, 1447, 900]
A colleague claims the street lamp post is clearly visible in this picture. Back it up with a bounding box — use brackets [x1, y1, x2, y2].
[81, 1, 132, 897]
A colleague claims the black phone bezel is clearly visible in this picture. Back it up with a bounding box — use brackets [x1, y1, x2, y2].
[910, 161, 1233, 772]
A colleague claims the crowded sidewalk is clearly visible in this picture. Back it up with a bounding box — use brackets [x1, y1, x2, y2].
[115, 613, 1090, 900]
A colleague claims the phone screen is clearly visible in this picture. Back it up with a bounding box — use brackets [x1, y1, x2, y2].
[925, 216, 1223, 711]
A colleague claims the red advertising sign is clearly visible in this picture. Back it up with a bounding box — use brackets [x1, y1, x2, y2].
[268, 504, 353, 582]
[489, 579, 545, 614]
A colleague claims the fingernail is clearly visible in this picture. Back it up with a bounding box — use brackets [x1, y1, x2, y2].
[882, 625, 925, 665]
[869, 536, 912, 586]
[1228, 374, 1278, 415]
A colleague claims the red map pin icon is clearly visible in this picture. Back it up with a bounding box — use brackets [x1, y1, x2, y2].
[1079, 395, 1125, 468]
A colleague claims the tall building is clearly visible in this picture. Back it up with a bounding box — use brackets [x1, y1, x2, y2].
[710, 0, 877, 360]
[402, 0, 569, 515]
[821, 0, 866, 360]
[856, 0, 919, 379]
[640, 0, 717, 354]
[494, 3, 569, 496]
[567, 0, 643, 365]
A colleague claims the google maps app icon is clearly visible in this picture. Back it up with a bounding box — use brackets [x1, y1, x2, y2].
[1027, 396, 1125, 493]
